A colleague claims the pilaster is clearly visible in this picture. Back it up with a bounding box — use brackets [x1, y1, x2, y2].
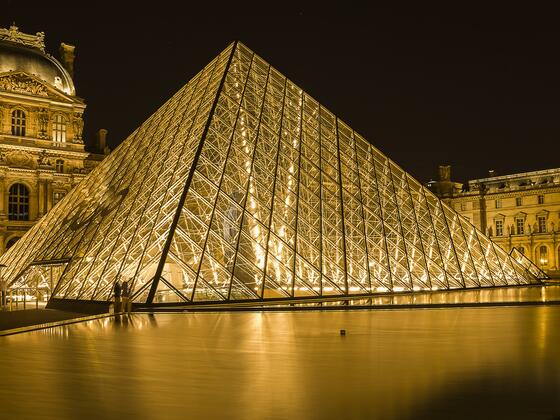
[46, 179, 52, 211]
[37, 178, 45, 217]
[0, 168, 6, 220]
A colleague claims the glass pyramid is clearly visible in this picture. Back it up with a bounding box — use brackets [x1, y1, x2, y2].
[0, 42, 543, 306]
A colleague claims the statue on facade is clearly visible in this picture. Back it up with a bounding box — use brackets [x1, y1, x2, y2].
[38, 108, 49, 139]
[72, 113, 84, 143]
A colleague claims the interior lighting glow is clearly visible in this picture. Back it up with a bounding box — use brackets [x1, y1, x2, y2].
[0, 41, 541, 306]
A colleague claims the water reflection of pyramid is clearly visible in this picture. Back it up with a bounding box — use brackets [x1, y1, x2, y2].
[0, 42, 544, 307]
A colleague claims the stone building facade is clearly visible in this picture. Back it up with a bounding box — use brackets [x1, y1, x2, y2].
[428, 165, 560, 277]
[0, 25, 107, 253]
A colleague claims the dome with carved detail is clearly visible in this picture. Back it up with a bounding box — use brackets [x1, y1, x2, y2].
[0, 25, 75, 96]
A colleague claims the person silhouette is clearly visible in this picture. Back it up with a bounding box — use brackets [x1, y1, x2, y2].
[121, 280, 129, 314]
[113, 279, 122, 313]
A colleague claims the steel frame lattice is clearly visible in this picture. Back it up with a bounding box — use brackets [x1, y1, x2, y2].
[0, 42, 545, 307]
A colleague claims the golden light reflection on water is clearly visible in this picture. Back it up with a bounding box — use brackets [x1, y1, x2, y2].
[1, 305, 560, 419]
[311, 285, 560, 307]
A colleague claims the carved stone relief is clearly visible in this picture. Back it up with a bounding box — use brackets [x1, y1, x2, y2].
[0, 74, 48, 97]
[0, 25, 45, 52]
[5, 151, 36, 169]
[37, 149, 52, 168]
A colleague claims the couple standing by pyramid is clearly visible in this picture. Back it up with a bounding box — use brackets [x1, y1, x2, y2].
[112, 279, 131, 313]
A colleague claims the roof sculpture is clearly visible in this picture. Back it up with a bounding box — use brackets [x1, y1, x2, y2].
[0, 42, 544, 308]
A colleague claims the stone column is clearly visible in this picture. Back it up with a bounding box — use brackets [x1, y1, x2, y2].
[552, 233, 558, 270]
[0, 171, 6, 220]
[0, 105, 6, 134]
[478, 197, 487, 234]
[37, 179, 45, 218]
[46, 180, 53, 211]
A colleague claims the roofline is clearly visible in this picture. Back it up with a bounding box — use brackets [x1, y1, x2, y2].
[469, 167, 560, 184]
[0, 39, 76, 96]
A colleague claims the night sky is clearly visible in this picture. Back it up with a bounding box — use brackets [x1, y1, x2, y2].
[3, 3, 559, 183]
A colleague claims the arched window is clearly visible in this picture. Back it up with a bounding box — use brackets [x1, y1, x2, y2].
[55, 159, 64, 173]
[52, 114, 67, 143]
[11, 109, 26, 136]
[8, 183, 30, 221]
[539, 246, 548, 267]
[6, 237, 20, 250]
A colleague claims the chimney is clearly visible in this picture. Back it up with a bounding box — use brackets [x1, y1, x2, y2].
[59, 43, 75, 77]
[96, 129, 108, 153]
[438, 164, 451, 182]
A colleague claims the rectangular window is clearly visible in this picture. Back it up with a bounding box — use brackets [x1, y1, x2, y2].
[516, 197, 522, 206]
[52, 114, 67, 143]
[516, 218, 524, 235]
[460, 202, 467, 211]
[53, 192, 66, 205]
[11, 109, 26, 137]
[538, 195, 544, 205]
[495, 220, 503, 236]
[538, 216, 547, 233]
[495, 199, 501, 209]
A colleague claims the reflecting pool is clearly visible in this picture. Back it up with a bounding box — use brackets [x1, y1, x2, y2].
[1, 305, 560, 419]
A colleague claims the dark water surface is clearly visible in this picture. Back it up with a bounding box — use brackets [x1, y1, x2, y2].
[1, 305, 560, 419]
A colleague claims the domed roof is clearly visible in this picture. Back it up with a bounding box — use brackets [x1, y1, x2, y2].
[0, 25, 75, 96]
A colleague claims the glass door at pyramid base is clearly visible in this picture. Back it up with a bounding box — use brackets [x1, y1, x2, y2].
[8, 262, 68, 308]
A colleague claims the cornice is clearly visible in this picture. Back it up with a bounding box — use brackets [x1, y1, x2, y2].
[485, 186, 560, 199]
[0, 166, 35, 175]
[492, 232, 560, 241]
[0, 87, 84, 108]
[447, 185, 560, 201]
[0, 143, 89, 159]
[0, 165, 91, 180]
[0, 135, 86, 152]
